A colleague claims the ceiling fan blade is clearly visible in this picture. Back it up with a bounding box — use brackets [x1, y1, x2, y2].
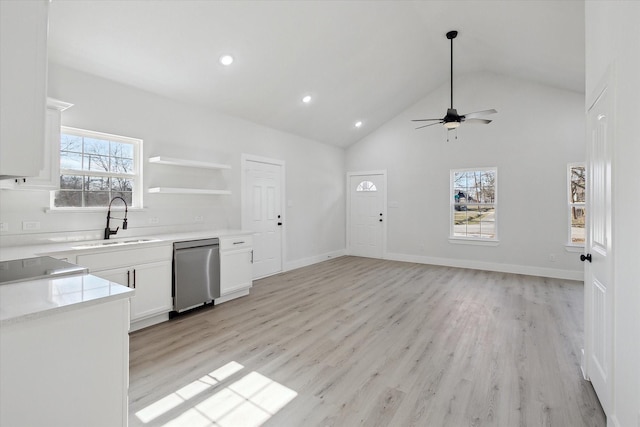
[415, 122, 443, 130]
[464, 118, 492, 124]
[411, 118, 443, 122]
[462, 109, 497, 120]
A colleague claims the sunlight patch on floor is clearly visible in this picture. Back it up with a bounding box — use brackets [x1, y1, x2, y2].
[135, 361, 297, 427]
[163, 371, 298, 427]
[135, 361, 244, 423]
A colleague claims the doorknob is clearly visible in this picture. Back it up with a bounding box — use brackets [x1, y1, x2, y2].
[580, 253, 592, 263]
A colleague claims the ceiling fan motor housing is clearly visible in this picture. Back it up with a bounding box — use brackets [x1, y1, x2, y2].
[444, 108, 461, 124]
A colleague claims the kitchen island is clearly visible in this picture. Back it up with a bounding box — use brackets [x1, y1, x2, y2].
[0, 273, 134, 427]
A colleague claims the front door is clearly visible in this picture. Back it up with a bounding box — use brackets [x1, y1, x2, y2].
[242, 157, 283, 279]
[584, 75, 614, 415]
[348, 172, 386, 258]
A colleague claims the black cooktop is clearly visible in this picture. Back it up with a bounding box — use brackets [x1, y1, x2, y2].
[0, 256, 88, 285]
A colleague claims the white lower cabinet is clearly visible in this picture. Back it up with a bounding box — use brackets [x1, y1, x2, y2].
[95, 260, 172, 322]
[76, 245, 172, 330]
[0, 298, 130, 427]
[216, 235, 253, 304]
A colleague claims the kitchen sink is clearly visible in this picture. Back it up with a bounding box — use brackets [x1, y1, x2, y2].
[71, 238, 162, 250]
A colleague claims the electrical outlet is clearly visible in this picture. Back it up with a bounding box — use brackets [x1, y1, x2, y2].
[0, 223, 8, 232]
[148, 217, 159, 224]
[194, 215, 204, 223]
[22, 221, 40, 231]
[548, 253, 557, 263]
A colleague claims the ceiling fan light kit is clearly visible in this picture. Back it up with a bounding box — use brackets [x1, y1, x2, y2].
[413, 30, 497, 136]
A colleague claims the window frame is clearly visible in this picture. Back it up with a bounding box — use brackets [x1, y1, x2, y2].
[567, 162, 586, 247]
[356, 180, 378, 192]
[449, 167, 498, 244]
[50, 126, 143, 210]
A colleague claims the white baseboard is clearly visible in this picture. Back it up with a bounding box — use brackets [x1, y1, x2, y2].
[384, 252, 584, 281]
[580, 348, 588, 380]
[608, 415, 621, 427]
[130, 312, 169, 332]
[215, 288, 250, 304]
[284, 249, 347, 272]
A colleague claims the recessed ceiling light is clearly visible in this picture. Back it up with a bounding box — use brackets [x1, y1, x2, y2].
[219, 55, 234, 66]
[354, 121, 363, 128]
[302, 95, 312, 104]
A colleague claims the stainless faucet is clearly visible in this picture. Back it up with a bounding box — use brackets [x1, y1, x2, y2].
[104, 196, 128, 239]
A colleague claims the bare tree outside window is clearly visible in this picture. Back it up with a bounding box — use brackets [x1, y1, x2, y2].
[569, 164, 586, 244]
[452, 168, 497, 239]
[54, 128, 141, 208]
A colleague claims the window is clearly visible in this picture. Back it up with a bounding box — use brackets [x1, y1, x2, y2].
[568, 163, 585, 245]
[356, 180, 377, 192]
[451, 168, 497, 240]
[53, 127, 142, 208]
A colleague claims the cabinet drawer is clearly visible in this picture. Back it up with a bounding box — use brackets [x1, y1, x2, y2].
[220, 235, 253, 251]
[77, 245, 172, 272]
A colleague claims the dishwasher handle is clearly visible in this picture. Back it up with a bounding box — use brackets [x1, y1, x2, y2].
[174, 238, 219, 251]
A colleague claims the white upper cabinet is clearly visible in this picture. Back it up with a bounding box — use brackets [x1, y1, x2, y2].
[1, 98, 73, 190]
[0, 0, 49, 179]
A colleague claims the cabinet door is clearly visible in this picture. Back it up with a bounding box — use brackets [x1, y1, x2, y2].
[0, 99, 71, 190]
[0, 0, 48, 178]
[90, 261, 172, 322]
[92, 266, 132, 287]
[129, 261, 172, 321]
[220, 249, 253, 295]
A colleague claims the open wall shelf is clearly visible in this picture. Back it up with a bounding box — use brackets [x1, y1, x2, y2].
[148, 156, 231, 170]
[147, 187, 231, 195]
[148, 156, 232, 195]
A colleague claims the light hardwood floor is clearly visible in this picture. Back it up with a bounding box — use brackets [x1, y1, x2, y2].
[129, 256, 605, 426]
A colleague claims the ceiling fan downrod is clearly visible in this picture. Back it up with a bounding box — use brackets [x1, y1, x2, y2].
[446, 30, 457, 110]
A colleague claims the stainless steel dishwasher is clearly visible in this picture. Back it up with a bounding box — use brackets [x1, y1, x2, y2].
[173, 238, 220, 313]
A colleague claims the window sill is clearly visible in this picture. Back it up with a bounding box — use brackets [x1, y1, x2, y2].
[565, 244, 585, 253]
[449, 238, 500, 247]
[45, 207, 147, 213]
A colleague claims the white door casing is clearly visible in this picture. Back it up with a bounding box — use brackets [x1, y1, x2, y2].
[584, 71, 615, 416]
[242, 155, 284, 279]
[347, 171, 386, 259]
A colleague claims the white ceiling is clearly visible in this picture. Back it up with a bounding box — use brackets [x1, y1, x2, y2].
[48, 0, 585, 148]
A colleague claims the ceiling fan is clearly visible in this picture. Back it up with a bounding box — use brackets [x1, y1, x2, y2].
[413, 30, 497, 132]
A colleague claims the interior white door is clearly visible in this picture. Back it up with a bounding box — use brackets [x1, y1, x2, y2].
[349, 173, 385, 258]
[243, 159, 283, 279]
[584, 81, 614, 415]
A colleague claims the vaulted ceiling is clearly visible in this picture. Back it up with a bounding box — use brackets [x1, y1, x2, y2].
[48, 0, 584, 148]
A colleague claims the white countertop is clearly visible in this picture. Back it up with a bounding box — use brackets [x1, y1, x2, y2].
[0, 274, 134, 325]
[0, 229, 252, 325]
[0, 229, 253, 262]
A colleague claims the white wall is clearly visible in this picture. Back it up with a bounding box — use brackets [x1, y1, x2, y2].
[346, 71, 585, 279]
[0, 63, 346, 267]
[586, 2, 640, 427]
